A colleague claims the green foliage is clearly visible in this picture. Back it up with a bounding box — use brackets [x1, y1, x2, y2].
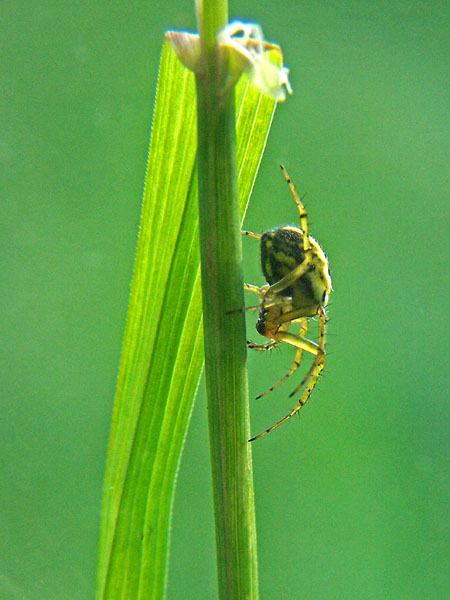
[96, 37, 277, 599]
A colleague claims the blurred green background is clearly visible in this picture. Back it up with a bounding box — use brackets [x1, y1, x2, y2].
[1, 1, 448, 599]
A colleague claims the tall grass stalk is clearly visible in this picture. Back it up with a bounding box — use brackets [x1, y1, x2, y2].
[195, 2, 259, 598]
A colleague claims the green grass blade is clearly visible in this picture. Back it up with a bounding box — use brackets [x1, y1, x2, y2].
[96, 36, 277, 600]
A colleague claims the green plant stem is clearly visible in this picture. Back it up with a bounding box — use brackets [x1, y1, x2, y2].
[195, 2, 259, 599]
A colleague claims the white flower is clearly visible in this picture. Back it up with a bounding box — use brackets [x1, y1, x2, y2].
[217, 21, 292, 101]
[168, 21, 293, 102]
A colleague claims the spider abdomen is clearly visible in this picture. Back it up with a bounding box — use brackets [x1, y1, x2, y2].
[260, 226, 330, 309]
[260, 227, 305, 286]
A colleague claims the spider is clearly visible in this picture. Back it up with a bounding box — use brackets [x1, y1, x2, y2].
[242, 165, 332, 442]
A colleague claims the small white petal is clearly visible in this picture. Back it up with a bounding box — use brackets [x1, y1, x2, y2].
[217, 21, 293, 102]
[248, 57, 293, 101]
[166, 31, 201, 72]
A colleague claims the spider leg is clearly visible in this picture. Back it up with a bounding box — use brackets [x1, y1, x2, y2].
[249, 307, 327, 442]
[288, 310, 327, 397]
[244, 283, 263, 295]
[262, 166, 314, 298]
[274, 305, 320, 324]
[275, 330, 319, 355]
[226, 283, 263, 314]
[247, 339, 280, 351]
[280, 164, 310, 251]
[228, 284, 292, 318]
[241, 230, 261, 240]
[231, 286, 290, 314]
[265, 255, 313, 297]
[233, 297, 287, 314]
[255, 319, 308, 398]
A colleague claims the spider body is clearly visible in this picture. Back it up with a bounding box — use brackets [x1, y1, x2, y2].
[242, 165, 332, 442]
